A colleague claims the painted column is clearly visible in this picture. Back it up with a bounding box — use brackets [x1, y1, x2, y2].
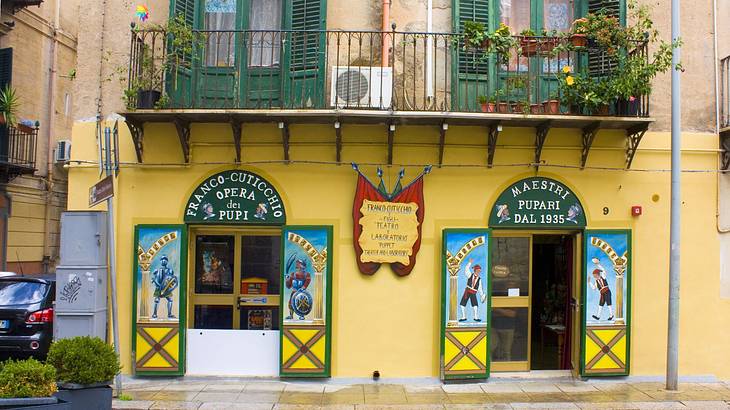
[449, 273, 458, 325]
[139, 270, 151, 319]
[614, 263, 626, 325]
[313, 270, 324, 324]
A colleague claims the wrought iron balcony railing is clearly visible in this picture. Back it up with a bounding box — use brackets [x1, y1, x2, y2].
[126, 28, 649, 117]
[0, 123, 37, 181]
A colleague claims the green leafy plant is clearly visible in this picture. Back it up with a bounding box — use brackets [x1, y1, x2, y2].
[154, 93, 171, 109]
[462, 21, 489, 49]
[520, 28, 536, 37]
[0, 359, 57, 398]
[118, 393, 133, 401]
[47, 336, 121, 386]
[0, 85, 20, 127]
[478, 95, 488, 104]
[488, 23, 519, 65]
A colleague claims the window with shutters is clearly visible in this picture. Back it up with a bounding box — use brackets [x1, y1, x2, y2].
[204, 0, 237, 67]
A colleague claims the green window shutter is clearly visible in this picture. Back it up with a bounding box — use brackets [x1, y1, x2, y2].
[0, 48, 13, 89]
[455, 0, 489, 74]
[286, 0, 326, 108]
[290, 0, 325, 71]
[586, 0, 625, 76]
[170, 0, 195, 26]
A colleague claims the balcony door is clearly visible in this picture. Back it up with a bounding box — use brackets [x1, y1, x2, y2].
[497, 0, 575, 106]
[196, 0, 284, 108]
[453, 0, 576, 111]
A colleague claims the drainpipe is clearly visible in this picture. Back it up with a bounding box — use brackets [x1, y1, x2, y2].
[381, 0, 390, 67]
[41, 0, 60, 273]
[426, 0, 433, 99]
[713, 0, 729, 233]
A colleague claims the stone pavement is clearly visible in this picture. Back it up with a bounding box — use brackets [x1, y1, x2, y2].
[113, 378, 730, 410]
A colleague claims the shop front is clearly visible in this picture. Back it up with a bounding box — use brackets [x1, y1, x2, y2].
[65, 120, 724, 380]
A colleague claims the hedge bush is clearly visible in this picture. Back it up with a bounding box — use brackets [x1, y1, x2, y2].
[0, 358, 57, 398]
[47, 336, 121, 385]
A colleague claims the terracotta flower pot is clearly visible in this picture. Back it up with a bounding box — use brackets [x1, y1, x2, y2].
[520, 39, 539, 57]
[595, 104, 610, 116]
[497, 102, 510, 113]
[0, 113, 5, 125]
[512, 102, 526, 114]
[543, 99, 561, 114]
[570, 34, 588, 47]
[481, 102, 496, 113]
[530, 103, 542, 114]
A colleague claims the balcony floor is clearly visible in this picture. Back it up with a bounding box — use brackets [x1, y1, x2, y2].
[124, 108, 653, 130]
[122, 109, 654, 169]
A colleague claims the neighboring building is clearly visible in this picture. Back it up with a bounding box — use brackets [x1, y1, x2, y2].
[66, 0, 730, 379]
[0, 0, 78, 274]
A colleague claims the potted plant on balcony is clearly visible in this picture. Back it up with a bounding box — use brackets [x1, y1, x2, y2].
[611, 0, 679, 115]
[489, 23, 518, 65]
[463, 21, 489, 50]
[478, 95, 496, 113]
[126, 14, 202, 110]
[538, 29, 560, 55]
[519, 29, 538, 57]
[47, 336, 121, 410]
[0, 358, 69, 409]
[568, 18, 589, 47]
[0, 85, 19, 127]
[543, 92, 561, 115]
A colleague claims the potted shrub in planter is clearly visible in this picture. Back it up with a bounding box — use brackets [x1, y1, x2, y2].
[47, 336, 121, 410]
[0, 85, 19, 127]
[519, 29, 538, 57]
[478, 95, 491, 112]
[463, 21, 490, 50]
[543, 93, 561, 114]
[0, 358, 69, 409]
[569, 18, 589, 47]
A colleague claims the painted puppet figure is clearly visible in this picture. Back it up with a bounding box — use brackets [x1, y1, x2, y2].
[459, 259, 486, 322]
[589, 257, 614, 321]
[152, 255, 178, 319]
[285, 258, 312, 320]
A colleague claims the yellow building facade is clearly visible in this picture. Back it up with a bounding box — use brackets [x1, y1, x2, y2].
[66, 118, 728, 378]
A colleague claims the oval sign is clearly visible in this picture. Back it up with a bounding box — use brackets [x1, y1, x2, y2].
[184, 170, 286, 225]
[489, 177, 585, 228]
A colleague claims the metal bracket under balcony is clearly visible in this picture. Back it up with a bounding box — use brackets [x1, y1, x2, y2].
[122, 110, 654, 168]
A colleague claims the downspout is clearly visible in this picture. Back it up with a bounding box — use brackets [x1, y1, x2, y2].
[714, 0, 729, 233]
[426, 0, 433, 99]
[381, 0, 391, 67]
[41, 0, 61, 273]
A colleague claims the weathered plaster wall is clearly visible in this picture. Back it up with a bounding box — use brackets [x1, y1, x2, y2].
[0, 0, 79, 271]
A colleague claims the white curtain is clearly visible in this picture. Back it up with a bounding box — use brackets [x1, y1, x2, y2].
[205, 0, 237, 67]
[248, 0, 282, 67]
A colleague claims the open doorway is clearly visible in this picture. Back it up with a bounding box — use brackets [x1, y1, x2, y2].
[530, 235, 573, 370]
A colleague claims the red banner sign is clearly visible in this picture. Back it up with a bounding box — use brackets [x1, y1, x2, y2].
[352, 166, 429, 276]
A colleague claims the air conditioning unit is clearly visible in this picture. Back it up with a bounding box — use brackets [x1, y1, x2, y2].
[55, 140, 71, 163]
[330, 66, 393, 109]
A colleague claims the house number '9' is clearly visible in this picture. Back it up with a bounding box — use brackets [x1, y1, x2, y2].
[603, 207, 610, 215]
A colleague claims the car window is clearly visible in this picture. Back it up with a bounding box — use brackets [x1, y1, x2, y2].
[0, 282, 48, 305]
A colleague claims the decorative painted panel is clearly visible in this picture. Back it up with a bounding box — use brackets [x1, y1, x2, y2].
[582, 230, 631, 376]
[132, 225, 187, 376]
[280, 226, 332, 377]
[441, 229, 490, 380]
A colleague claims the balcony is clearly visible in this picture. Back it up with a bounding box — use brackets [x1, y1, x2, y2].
[123, 28, 654, 168]
[0, 123, 37, 182]
[721, 55, 730, 171]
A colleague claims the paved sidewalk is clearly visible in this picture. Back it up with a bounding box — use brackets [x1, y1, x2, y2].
[113, 378, 730, 410]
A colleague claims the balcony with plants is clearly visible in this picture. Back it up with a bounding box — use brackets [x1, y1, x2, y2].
[122, 3, 675, 168]
[0, 85, 38, 182]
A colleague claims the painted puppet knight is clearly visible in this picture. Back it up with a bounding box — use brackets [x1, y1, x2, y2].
[285, 258, 312, 320]
[151, 255, 179, 319]
[459, 259, 486, 322]
[590, 257, 614, 321]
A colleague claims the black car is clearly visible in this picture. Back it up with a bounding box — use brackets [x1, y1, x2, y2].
[0, 275, 55, 359]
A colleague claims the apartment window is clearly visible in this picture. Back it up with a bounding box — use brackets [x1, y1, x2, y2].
[205, 0, 237, 67]
[248, 0, 282, 67]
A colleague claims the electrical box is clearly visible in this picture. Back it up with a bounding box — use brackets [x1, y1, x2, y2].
[55, 211, 108, 341]
[59, 212, 107, 267]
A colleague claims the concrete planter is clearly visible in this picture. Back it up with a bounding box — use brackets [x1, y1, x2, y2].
[0, 397, 70, 409]
[54, 384, 112, 410]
